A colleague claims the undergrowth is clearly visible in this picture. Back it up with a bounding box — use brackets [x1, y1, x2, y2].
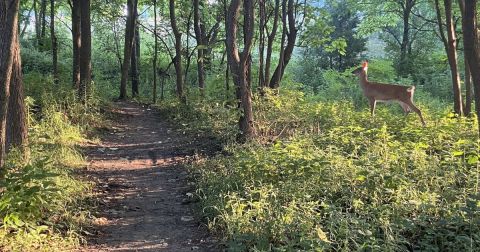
[0, 83, 102, 251]
[160, 87, 480, 251]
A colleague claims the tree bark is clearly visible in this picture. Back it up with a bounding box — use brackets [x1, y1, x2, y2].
[50, 0, 58, 84]
[434, 0, 463, 116]
[119, 0, 138, 100]
[153, 0, 158, 103]
[79, 0, 91, 102]
[6, 33, 28, 156]
[397, 0, 414, 77]
[0, 0, 20, 168]
[264, 0, 280, 88]
[169, 0, 185, 103]
[269, 0, 298, 88]
[462, 0, 480, 134]
[194, 0, 206, 95]
[465, 56, 473, 115]
[40, 0, 47, 49]
[72, 0, 81, 89]
[226, 0, 255, 140]
[258, 0, 266, 89]
[131, 23, 140, 97]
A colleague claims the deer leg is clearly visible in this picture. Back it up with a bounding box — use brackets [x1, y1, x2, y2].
[369, 98, 376, 116]
[398, 101, 411, 115]
[404, 100, 426, 127]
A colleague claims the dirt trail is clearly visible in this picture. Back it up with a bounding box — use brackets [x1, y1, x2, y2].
[82, 102, 218, 252]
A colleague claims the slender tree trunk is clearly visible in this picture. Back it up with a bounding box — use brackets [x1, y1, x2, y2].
[270, 0, 286, 89]
[264, 0, 280, 88]
[112, 21, 122, 72]
[131, 23, 140, 97]
[169, 0, 185, 103]
[153, 0, 158, 103]
[226, 0, 255, 140]
[72, 0, 81, 89]
[462, 0, 480, 134]
[40, 0, 47, 49]
[194, 0, 206, 96]
[119, 0, 138, 100]
[269, 0, 298, 88]
[79, 0, 92, 102]
[258, 0, 265, 89]
[34, 0, 41, 47]
[444, 0, 463, 116]
[435, 0, 463, 116]
[50, 0, 58, 84]
[0, 0, 20, 168]
[7, 33, 28, 156]
[398, 0, 413, 77]
[20, 1, 35, 38]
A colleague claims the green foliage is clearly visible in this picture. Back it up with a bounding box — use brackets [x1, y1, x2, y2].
[0, 79, 99, 251]
[148, 83, 477, 251]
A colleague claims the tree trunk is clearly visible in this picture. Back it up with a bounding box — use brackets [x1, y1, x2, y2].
[0, 0, 20, 168]
[435, 0, 463, 116]
[153, 0, 158, 103]
[194, 0, 206, 95]
[34, 0, 41, 47]
[465, 56, 473, 115]
[40, 0, 47, 49]
[50, 0, 58, 84]
[462, 0, 480, 134]
[397, 0, 414, 77]
[264, 0, 280, 88]
[72, 0, 81, 89]
[119, 0, 138, 100]
[169, 0, 185, 103]
[258, 0, 266, 89]
[269, 0, 298, 89]
[6, 33, 28, 156]
[79, 0, 92, 102]
[444, 0, 463, 116]
[131, 23, 140, 97]
[226, 0, 255, 140]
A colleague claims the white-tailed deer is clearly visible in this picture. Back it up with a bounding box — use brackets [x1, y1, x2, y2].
[352, 61, 426, 126]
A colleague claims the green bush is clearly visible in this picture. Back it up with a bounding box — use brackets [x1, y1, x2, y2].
[158, 87, 480, 251]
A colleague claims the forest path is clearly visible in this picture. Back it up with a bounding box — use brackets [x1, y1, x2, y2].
[82, 101, 217, 252]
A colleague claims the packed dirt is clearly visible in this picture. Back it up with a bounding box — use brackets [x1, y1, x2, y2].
[81, 102, 219, 252]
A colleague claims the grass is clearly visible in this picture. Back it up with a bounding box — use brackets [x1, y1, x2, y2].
[160, 88, 480, 251]
[0, 88, 102, 251]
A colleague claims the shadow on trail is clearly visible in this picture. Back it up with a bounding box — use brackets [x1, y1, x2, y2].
[81, 102, 219, 252]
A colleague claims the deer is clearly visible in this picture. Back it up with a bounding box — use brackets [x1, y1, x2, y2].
[352, 60, 426, 127]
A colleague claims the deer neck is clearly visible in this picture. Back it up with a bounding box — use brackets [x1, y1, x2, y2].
[358, 71, 369, 87]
